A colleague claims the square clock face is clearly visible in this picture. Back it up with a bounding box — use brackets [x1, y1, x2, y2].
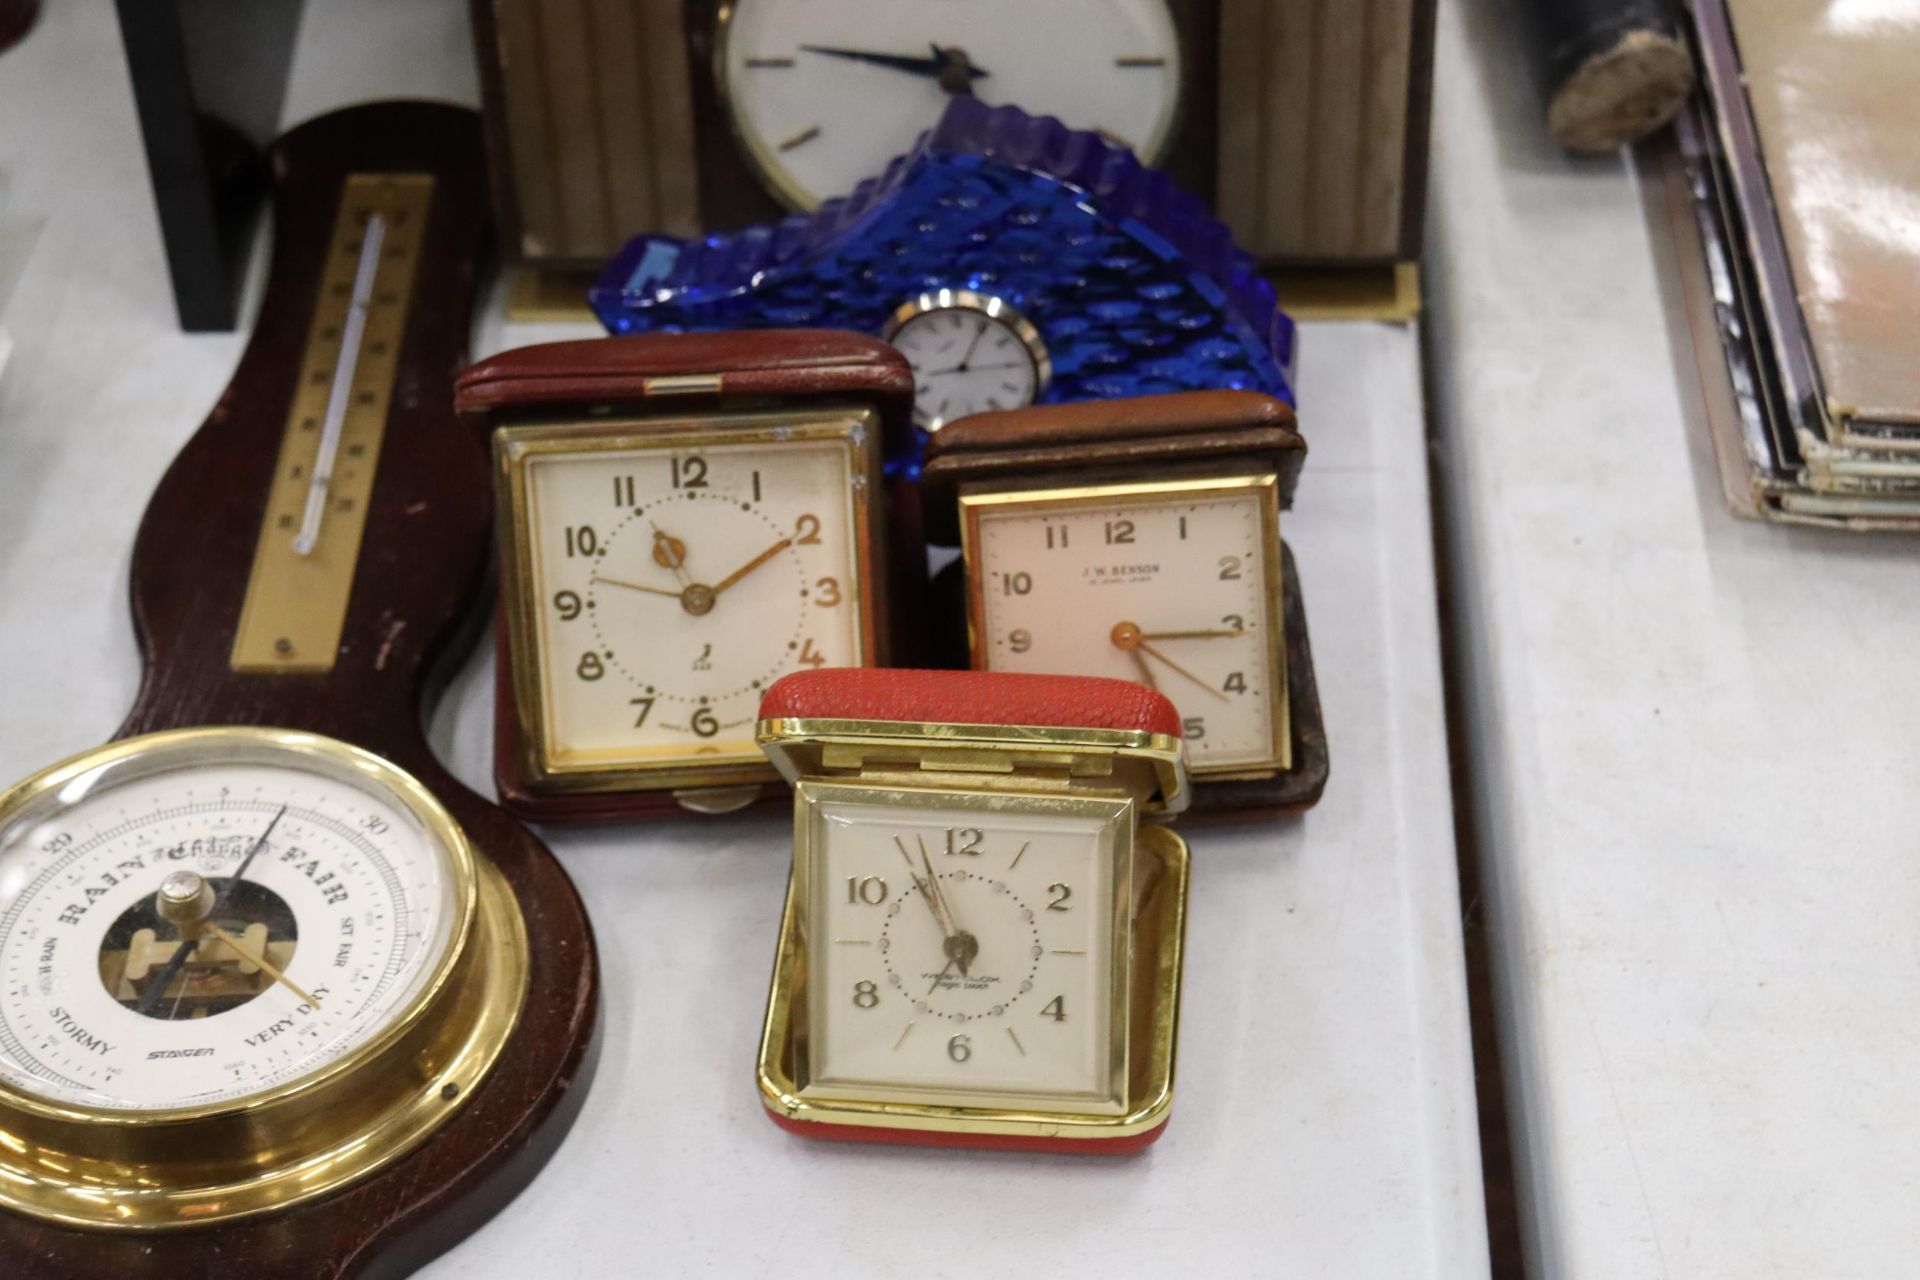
[962, 474, 1290, 775]
[796, 783, 1131, 1116]
[501, 412, 876, 780]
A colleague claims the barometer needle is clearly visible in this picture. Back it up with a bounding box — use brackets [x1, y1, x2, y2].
[293, 213, 386, 556]
[137, 805, 288, 1017]
[206, 922, 322, 1009]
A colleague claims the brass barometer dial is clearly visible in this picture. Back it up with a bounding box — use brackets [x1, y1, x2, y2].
[0, 728, 527, 1229]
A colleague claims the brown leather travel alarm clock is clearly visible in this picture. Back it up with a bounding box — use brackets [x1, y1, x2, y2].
[920, 390, 1328, 815]
[456, 331, 919, 821]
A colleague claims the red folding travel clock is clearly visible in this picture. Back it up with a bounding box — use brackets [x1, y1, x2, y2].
[754, 667, 1192, 1152]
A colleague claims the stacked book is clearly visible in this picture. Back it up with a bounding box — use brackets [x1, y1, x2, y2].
[1666, 0, 1920, 528]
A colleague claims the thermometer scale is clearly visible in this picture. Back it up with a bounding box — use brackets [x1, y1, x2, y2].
[230, 173, 432, 672]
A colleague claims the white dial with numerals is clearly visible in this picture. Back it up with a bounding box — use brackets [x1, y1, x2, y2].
[720, 0, 1182, 209]
[0, 733, 461, 1111]
[802, 792, 1127, 1113]
[967, 479, 1287, 772]
[523, 435, 864, 770]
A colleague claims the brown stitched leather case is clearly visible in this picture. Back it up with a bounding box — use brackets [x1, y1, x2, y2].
[919, 391, 1325, 818]
[456, 330, 920, 822]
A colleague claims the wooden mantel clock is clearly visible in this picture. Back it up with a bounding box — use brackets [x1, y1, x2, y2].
[0, 103, 598, 1274]
[755, 667, 1191, 1152]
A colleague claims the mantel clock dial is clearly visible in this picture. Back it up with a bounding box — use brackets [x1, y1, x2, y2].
[922, 390, 1329, 814]
[716, 0, 1184, 211]
[755, 667, 1191, 1151]
[459, 331, 916, 820]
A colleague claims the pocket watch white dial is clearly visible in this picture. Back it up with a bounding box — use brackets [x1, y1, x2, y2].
[719, 0, 1183, 209]
[800, 788, 1129, 1113]
[964, 476, 1290, 774]
[516, 430, 866, 772]
[0, 731, 465, 1111]
[883, 290, 1050, 432]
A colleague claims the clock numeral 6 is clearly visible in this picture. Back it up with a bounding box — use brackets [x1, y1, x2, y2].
[944, 828, 983, 857]
[1041, 995, 1067, 1023]
[1218, 555, 1242, 580]
[564, 525, 598, 558]
[553, 589, 583, 621]
[577, 652, 605, 681]
[846, 875, 888, 905]
[947, 1034, 972, 1063]
[691, 706, 719, 737]
[1047, 883, 1071, 911]
[1000, 571, 1033, 596]
[814, 577, 842, 607]
[852, 980, 879, 1010]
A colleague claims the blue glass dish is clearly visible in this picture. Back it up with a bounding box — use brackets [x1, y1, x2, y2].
[591, 97, 1295, 472]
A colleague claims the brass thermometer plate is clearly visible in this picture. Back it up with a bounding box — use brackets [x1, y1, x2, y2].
[230, 174, 434, 673]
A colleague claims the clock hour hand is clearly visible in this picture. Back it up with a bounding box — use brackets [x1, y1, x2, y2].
[798, 42, 989, 87]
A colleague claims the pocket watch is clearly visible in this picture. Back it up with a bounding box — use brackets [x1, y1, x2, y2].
[457, 331, 917, 820]
[0, 104, 596, 1265]
[755, 667, 1191, 1152]
[921, 390, 1329, 815]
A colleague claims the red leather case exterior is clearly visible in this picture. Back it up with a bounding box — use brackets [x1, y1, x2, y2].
[759, 667, 1183, 739]
[767, 1110, 1168, 1154]
[457, 331, 921, 821]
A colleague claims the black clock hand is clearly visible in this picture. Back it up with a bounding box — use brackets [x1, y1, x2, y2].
[136, 805, 288, 1017]
[799, 43, 989, 86]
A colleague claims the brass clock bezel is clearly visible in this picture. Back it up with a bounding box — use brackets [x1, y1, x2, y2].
[881, 289, 1053, 432]
[758, 776, 1189, 1144]
[495, 407, 888, 797]
[710, 0, 1189, 214]
[958, 471, 1293, 779]
[0, 727, 528, 1230]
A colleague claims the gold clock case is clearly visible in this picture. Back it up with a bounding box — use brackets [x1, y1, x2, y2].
[495, 407, 888, 800]
[0, 728, 528, 1230]
[957, 470, 1293, 779]
[756, 714, 1190, 1145]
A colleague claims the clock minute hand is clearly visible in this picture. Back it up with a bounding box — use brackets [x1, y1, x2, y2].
[798, 43, 989, 84]
[710, 537, 793, 597]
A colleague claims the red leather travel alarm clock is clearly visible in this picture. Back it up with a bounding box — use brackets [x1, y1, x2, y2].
[920, 390, 1328, 815]
[755, 667, 1191, 1152]
[456, 332, 918, 821]
[0, 104, 597, 1273]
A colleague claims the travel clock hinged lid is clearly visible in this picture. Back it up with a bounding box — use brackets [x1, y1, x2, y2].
[756, 669, 1191, 816]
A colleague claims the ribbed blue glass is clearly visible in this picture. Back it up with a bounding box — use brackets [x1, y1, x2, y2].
[591, 98, 1296, 472]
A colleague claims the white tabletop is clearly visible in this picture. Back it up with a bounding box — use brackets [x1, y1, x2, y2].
[0, 3, 1486, 1275]
[1429, 2, 1920, 1276]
